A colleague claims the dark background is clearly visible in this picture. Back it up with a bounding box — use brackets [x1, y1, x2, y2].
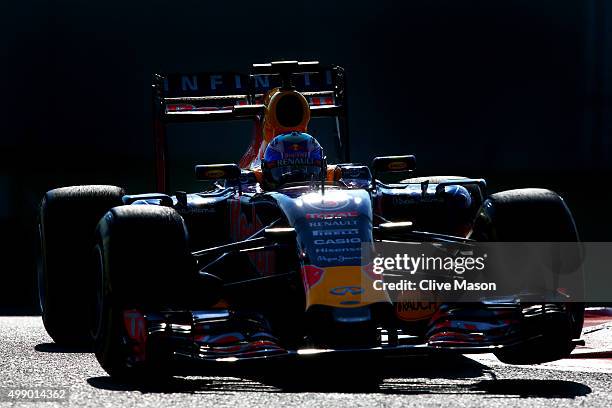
[1, 0, 611, 312]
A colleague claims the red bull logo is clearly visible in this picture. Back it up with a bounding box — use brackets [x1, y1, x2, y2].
[302, 265, 325, 289]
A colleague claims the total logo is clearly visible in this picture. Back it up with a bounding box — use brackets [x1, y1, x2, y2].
[306, 198, 349, 211]
[306, 211, 358, 219]
[301, 191, 352, 211]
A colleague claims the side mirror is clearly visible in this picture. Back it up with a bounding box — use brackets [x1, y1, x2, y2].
[195, 164, 241, 181]
[334, 164, 372, 188]
[371, 155, 416, 174]
[371, 155, 416, 189]
[335, 164, 372, 180]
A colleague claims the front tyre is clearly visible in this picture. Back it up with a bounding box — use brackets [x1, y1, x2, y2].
[93, 205, 196, 381]
[471, 188, 584, 364]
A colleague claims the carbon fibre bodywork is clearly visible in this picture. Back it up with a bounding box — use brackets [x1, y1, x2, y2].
[117, 173, 549, 364]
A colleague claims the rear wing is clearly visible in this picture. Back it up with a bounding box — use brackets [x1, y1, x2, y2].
[153, 62, 346, 121]
[152, 61, 349, 192]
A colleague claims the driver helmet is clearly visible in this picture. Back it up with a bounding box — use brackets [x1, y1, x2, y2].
[262, 132, 323, 189]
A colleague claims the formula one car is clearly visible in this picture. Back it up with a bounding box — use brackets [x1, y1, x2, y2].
[38, 61, 584, 381]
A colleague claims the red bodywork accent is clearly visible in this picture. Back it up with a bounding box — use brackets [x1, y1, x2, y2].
[228, 198, 275, 276]
[123, 309, 147, 362]
[238, 119, 264, 169]
[310, 96, 334, 106]
[166, 104, 196, 112]
[362, 262, 379, 282]
[301, 265, 325, 289]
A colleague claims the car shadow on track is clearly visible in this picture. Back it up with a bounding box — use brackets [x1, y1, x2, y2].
[86, 354, 592, 398]
[35, 342, 93, 353]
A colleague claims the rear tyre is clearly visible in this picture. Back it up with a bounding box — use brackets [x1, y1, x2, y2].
[39, 185, 125, 346]
[471, 188, 584, 364]
[93, 205, 200, 381]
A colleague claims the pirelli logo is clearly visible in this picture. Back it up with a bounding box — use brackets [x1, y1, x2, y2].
[312, 229, 359, 236]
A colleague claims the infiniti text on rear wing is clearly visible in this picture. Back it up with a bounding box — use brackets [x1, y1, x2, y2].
[153, 64, 346, 122]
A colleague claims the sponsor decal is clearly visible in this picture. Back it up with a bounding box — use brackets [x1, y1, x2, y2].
[317, 255, 335, 263]
[310, 96, 335, 105]
[289, 143, 304, 151]
[305, 211, 358, 219]
[314, 238, 362, 245]
[342, 167, 366, 178]
[277, 157, 317, 165]
[317, 255, 362, 263]
[315, 247, 360, 253]
[395, 300, 438, 322]
[308, 220, 359, 227]
[330, 286, 364, 296]
[166, 104, 196, 112]
[123, 310, 146, 341]
[183, 207, 217, 215]
[305, 197, 350, 211]
[204, 169, 226, 178]
[123, 309, 147, 362]
[388, 161, 409, 171]
[392, 196, 415, 206]
[163, 71, 333, 94]
[302, 265, 324, 289]
[312, 229, 359, 237]
[391, 195, 441, 205]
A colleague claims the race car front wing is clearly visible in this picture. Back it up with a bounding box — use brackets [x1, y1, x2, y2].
[119, 303, 584, 372]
